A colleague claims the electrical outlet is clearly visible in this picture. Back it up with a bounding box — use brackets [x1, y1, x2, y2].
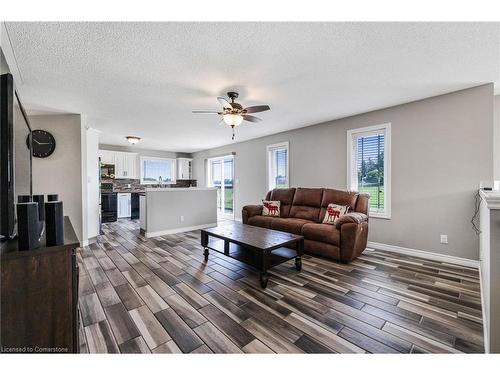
[440, 234, 448, 244]
[180, 215, 184, 222]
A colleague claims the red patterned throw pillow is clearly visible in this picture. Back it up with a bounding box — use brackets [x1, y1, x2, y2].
[262, 200, 281, 217]
[322, 204, 349, 225]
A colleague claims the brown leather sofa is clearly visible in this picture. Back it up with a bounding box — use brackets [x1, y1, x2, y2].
[242, 187, 370, 262]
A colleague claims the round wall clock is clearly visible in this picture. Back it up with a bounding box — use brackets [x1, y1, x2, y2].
[26, 129, 56, 158]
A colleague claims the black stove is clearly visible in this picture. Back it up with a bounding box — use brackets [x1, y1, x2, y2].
[100, 183, 117, 223]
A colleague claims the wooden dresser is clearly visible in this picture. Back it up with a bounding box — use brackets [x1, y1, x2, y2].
[1, 217, 80, 353]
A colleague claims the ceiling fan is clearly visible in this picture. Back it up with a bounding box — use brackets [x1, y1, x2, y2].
[192, 91, 270, 140]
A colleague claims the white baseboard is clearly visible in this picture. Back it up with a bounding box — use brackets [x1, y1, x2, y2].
[80, 240, 89, 247]
[367, 241, 479, 268]
[145, 222, 218, 238]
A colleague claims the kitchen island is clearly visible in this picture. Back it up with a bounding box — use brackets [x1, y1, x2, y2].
[139, 187, 217, 238]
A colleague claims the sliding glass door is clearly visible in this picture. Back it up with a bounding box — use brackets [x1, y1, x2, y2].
[208, 155, 234, 219]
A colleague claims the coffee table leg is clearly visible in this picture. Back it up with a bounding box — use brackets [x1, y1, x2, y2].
[260, 249, 270, 288]
[295, 257, 302, 271]
[201, 231, 209, 262]
[260, 272, 269, 288]
[295, 239, 304, 271]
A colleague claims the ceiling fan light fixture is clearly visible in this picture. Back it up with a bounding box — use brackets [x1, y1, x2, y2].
[126, 136, 141, 144]
[223, 113, 243, 127]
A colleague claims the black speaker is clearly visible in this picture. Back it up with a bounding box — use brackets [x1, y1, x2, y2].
[17, 195, 32, 203]
[16, 202, 40, 251]
[45, 201, 64, 246]
[32, 194, 45, 221]
[47, 194, 59, 202]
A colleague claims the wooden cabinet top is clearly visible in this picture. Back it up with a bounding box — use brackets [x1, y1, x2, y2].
[0, 217, 79, 260]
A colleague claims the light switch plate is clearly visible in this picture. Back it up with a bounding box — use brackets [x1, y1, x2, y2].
[440, 234, 448, 244]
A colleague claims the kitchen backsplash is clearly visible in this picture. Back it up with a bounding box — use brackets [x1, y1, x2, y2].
[111, 178, 197, 192]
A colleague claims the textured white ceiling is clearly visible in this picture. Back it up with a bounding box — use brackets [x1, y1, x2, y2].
[4, 22, 500, 152]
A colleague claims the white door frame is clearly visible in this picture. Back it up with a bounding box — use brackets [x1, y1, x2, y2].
[207, 154, 235, 219]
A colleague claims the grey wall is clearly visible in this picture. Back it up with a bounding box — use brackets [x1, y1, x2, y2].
[488, 208, 500, 352]
[145, 189, 217, 235]
[30, 114, 84, 242]
[494, 96, 500, 180]
[193, 84, 494, 260]
[1, 48, 9, 73]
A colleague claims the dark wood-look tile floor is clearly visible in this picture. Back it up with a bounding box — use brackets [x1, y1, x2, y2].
[77, 219, 484, 354]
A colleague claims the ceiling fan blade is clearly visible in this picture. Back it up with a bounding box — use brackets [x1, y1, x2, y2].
[192, 110, 222, 114]
[243, 105, 270, 114]
[243, 115, 262, 123]
[217, 97, 233, 109]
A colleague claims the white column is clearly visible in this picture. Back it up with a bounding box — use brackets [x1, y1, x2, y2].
[479, 190, 500, 353]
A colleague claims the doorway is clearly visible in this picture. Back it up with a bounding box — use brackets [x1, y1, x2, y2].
[207, 155, 234, 219]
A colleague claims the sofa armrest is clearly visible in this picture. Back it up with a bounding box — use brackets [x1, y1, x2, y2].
[242, 204, 263, 224]
[337, 213, 369, 262]
[335, 212, 368, 229]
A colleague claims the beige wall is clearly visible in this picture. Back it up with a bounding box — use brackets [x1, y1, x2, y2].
[30, 114, 84, 242]
[193, 84, 494, 260]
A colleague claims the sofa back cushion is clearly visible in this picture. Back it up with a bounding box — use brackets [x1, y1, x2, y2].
[269, 188, 296, 217]
[319, 189, 359, 220]
[289, 187, 323, 222]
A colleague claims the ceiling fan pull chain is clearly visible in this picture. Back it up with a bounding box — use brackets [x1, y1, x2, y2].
[231, 125, 235, 140]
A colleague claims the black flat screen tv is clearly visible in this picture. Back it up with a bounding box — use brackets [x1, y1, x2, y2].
[1, 73, 32, 240]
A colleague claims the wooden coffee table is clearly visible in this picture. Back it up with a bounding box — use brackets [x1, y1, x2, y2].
[200, 222, 304, 288]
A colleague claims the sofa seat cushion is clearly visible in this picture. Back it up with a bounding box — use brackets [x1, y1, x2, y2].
[270, 218, 311, 235]
[247, 216, 275, 229]
[301, 223, 340, 246]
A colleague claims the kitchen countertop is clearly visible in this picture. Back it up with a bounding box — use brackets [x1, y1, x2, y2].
[145, 187, 217, 192]
[113, 190, 146, 194]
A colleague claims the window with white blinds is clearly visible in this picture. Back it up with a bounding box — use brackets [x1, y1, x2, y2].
[267, 142, 289, 190]
[347, 124, 391, 218]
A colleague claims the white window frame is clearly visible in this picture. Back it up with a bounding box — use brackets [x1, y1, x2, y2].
[347, 123, 391, 219]
[266, 141, 290, 191]
[140, 156, 177, 185]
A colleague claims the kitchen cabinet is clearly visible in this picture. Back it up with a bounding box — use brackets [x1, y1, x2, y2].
[117, 193, 131, 218]
[126, 153, 137, 179]
[99, 150, 116, 165]
[177, 158, 193, 180]
[114, 152, 138, 179]
[98, 149, 137, 179]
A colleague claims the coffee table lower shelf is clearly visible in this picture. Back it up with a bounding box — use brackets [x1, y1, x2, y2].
[204, 239, 302, 288]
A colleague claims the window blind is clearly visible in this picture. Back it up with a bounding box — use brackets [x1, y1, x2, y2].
[274, 148, 288, 188]
[142, 159, 174, 183]
[269, 147, 288, 189]
[356, 133, 385, 210]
